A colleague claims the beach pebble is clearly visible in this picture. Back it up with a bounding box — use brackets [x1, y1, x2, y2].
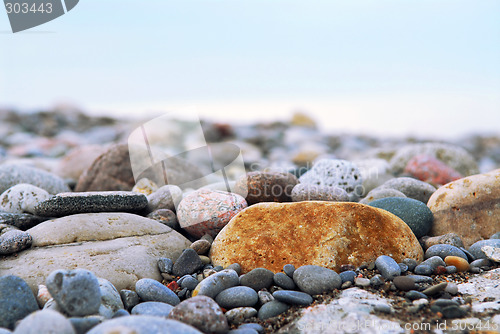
[36, 284, 51, 308]
[283, 264, 295, 277]
[444, 256, 469, 272]
[225, 307, 258, 325]
[240, 268, 274, 291]
[413, 265, 433, 276]
[425, 244, 468, 261]
[238, 323, 264, 333]
[97, 278, 124, 319]
[14, 310, 75, 334]
[257, 300, 290, 320]
[0, 212, 47, 230]
[423, 282, 448, 296]
[377, 177, 436, 204]
[482, 245, 500, 262]
[405, 275, 433, 284]
[298, 159, 363, 201]
[120, 290, 139, 311]
[291, 183, 349, 202]
[177, 189, 247, 238]
[147, 185, 182, 211]
[131, 301, 174, 317]
[0, 164, 70, 195]
[190, 239, 211, 255]
[391, 276, 414, 292]
[446, 266, 457, 274]
[359, 188, 406, 205]
[0, 184, 50, 214]
[147, 209, 179, 229]
[226, 263, 242, 275]
[135, 278, 180, 306]
[69, 316, 102, 333]
[293, 265, 341, 295]
[339, 270, 356, 283]
[33, 191, 148, 217]
[179, 276, 199, 291]
[421, 233, 464, 250]
[375, 255, 401, 280]
[87, 316, 203, 334]
[404, 154, 463, 185]
[192, 269, 239, 299]
[0, 275, 39, 330]
[46, 268, 102, 317]
[354, 277, 371, 287]
[445, 283, 459, 295]
[369, 274, 385, 287]
[158, 258, 174, 274]
[0, 229, 32, 255]
[272, 290, 313, 306]
[258, 291, 274, 305]
[234, 171, 298, 205]
[405, 290, 428, 300]
[369, 197, 433, 238]
[215, 286, 259, 309]
[132, 178, 158, 195]
[172, 248, 204, 277]
[168, 295, 228, 334]
[273, 272, 296, 290]
[402, 258, 418, 272]
[468, 239, 500, 260]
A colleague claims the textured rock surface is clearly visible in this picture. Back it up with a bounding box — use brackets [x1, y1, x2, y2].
[168, 296, 228, 334]
[177, 189, 247, 238]
[234, 171, 298, 205]
[0, 213, 190, 292]
[0, 184, 50, 214]
[210, 201, 423, 274]
[428, 169, 500, 247]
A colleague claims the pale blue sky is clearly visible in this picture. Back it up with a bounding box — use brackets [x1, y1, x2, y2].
[1, 1, 499, 138]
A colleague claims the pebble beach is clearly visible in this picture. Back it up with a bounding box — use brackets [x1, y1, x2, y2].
[0, 107, 499, 334]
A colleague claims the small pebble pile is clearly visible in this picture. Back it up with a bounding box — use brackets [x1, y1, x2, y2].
[0, 108, 499, 333]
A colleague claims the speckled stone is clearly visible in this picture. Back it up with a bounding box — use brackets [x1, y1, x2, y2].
[234, 171, 298, 205]
[177, 189, 247, 238]
[225, 307, 258, 325]
[273, 272, 296, 290]
[0, 184, 51, 214]
[257, 300, 290, 320]
[0, 229, 32, 255]
[192, 269, 239, 299]
[46, 269, 102, 317]
[379, 178, 436, 204]
[298, 159, 363, 201]
[272, 290, 313, 306]
[293, 265, 341, 295]
[132, 301, 174, 317]
[14, 310, 75, 334]
[120, 289, 139, 311]
[33, 191, 148, 217]
[135, 278, 180, 306]
[421, 233, 464, 251]
[0, 275, 39, 330]
[375, 255, 401, 280]
[172, 248, 204, 277]
[240, 268, 274, 291]
[0, 212, 48, 230]
[291, 184, 349, 202]
[369, 197, 433, 238]
[215, 286, 258, 309]
[168, 295, 228, 334]
[0, 164, 71, 195]
[190, 239, 211, 255]
[158, 258, 174, 274]
[87, 316, 203, 334]
[425, 244, 467, 261]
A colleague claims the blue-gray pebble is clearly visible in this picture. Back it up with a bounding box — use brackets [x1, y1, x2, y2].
[421, 256, 446, 270]
[87, 316, 203, 334]
[293, 265, 341, 295]
[273, 272, 296, 290]
[14, 310, 75, 334]
[272, 290, 313, 306]
[46, 268, 102, 317]
[368, 197, 433, 238]
[425, 244, 467, 261]
[0, 275, 39, 330]
[257, 300, 290, 320]
[215, 286, 258, 309]
[172, 248, 204, 277]
[405, 290, 428, 300]
[240, 268, 274, 291]
[239, 323, 264, 333]
[375, 255, 401, 280]
[339, 271, 356, 283]
[131, 302, 174, 317]
[283, 264, 295, 278]
[70, 316, 103, 334]
[158, 258, 174, 274]
[413, 265, 433, 276]
[468, 239, 500, 259]
[180, 276, 199, 290]
[135, 278, 180, 306]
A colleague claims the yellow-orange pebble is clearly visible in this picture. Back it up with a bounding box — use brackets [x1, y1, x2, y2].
[444, 256, 469, 272]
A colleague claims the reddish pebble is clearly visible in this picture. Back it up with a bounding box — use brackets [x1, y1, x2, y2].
[167, 281, 179, 291]
[404, 155, 463, 185]
[444, 256, 470, 272]
[434, 265, 447, 275]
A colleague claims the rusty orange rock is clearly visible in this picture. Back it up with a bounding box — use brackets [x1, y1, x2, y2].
[444, 256, 469, 272]
[210, 201, 423, 274]
[428, 169, 500, 248]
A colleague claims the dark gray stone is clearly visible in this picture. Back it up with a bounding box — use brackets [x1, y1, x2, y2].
[34, 191, 148, 217]
[193, 269, 239, 299]
[369, 197, 434, 238]
[421, 256, 446, 270]
[393, 276, 416, 291]
[398, 263, 409, 273]
[0, 164, 70, 195]
[283, 264, 295, 278]
[131, 302, 174, 317]
[293, 265, 341, 295]
[470, 258, 492, 268]
[273, 272, 296, 290]
[172, 249, 203, 277]
[70, 316, 102, 334]
[147, 209, 179, 230]
[87, 316, 203, 334]
[402, 258, 418, 272]
[135, 278, 180, 306]
[0, 212, 48, 230]
[0, 229, 32, 255]
[425, 244, 467, 261]
[179, 275, 199, 290]
[240, 268, 274, 291]
[46, 269, 101, 317]
[446, 266, 457, 274]
[120, 289, 140, 311]
[339, 270, 356, 283]
[158, 258, 174, 274]
[272, 290, 313, 306]
[375, 255, 401, 280]
[405, 290, 428, 300]
[226, 263, 241, 275]
[0, 275, 39, 330]
[441, 305, 466, 318]
[413, 265, 433, 276]
[215, 286, 259, 309]
[257, 300, 290, 320]
[468, 239, 500, 259]
[369, 274, 385, 287]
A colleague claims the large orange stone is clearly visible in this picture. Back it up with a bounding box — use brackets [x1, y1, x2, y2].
[209, 201, 423, 274]
[428, 169, 500, 248]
